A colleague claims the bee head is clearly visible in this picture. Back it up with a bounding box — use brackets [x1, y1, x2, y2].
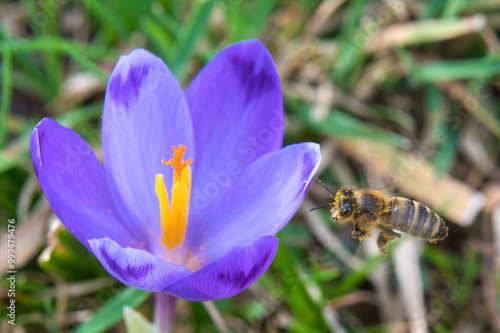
[332, 188, 354, 221]
[311, 179, 355, 221]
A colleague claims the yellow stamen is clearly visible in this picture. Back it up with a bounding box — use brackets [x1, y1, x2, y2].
[171, 166, 191, 245]
[155, 174, 173, 245]
[155, 145, 192, 250]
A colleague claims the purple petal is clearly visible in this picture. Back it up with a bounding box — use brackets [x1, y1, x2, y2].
[186, 39, 283, 215]
[30, 118, 142, 251]
[89, 238, 192, 292]
[164, 236, 278, 301]
[185, 143, 320, 260]
[102, 49, 194, 240]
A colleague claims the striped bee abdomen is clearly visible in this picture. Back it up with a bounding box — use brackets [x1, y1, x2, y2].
[389, 197, 448, 241]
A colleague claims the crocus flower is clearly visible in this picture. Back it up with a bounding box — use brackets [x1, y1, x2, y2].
[30, 40, 320, 327]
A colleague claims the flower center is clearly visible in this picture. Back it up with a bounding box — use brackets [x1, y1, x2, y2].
[155, 145, 193, 250]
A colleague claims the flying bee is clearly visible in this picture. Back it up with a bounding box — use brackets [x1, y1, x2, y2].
[312, 178, 448, 255]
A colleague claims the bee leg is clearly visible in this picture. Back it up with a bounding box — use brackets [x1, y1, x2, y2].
[351, 224, 371, 240]
[377, 228, 401, 255]
[351, 224, 363, 239]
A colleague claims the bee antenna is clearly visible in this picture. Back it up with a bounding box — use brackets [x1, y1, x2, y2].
[309, 203, 331, 212]
[315, 177, 335, 198]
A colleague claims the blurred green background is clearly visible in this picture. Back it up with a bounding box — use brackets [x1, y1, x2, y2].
[1, 0, 500, 332]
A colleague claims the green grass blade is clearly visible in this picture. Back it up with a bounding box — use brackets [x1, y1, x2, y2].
[329, 241, 401, 299]
[75, 288, 151, 333]
[442, 0, 465, 17]
[250, 0, 275, 33]
[337, 0, 366, 42]
[267, 244, 330, 331]
[108, 0, 154, 32]
[424, 85, 445, 135]
[170, 0, 216, 78]
[80, 0, 130, 42]
[0, 37, 111, 82]
[66, 48, 109, 82]
[411, 56, 500, 83]
[0, 26, 13, 148]
[140, 16, 174, 63]
[39, 0, 63, 92]
[421, 0, 444, 19]
[432, 127, 458, 177]
[290, 99, 408, 148]
[224, 4, 246, 43]
[43, 298, 59, 333]
[433, 323, 452, 333]
[0, 103, 103, 173]
[2, 36, 111, 59]
[463, 0, 500, 13]
[9, 52, 54, 100]
[332, 0, 370, 86]
[224, 0, 275, 42]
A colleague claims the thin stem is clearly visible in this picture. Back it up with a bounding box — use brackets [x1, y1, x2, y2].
[154, 293, 177, 333]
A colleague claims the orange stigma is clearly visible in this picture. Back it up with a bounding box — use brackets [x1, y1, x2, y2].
[162, 145, 193, 183]
[155, 145, 192, 250]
